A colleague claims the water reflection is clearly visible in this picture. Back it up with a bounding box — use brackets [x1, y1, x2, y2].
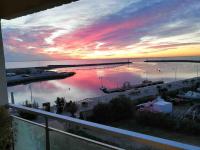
[7, 62, 199, 105]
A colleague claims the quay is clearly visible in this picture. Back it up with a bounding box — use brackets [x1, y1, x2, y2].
[145, 60, 200, 63]
[101, 80, 164, 93]
[6, 61, 132, 73]
[77, 77, 200, 114]
[7, 61, 132, 72]
[7, 71, 75, 86]
[45, 61, 132, 69]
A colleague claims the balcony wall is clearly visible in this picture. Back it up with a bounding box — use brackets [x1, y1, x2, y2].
[10, 104, 200, 150]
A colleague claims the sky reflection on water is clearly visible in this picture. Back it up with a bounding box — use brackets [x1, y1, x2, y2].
[7, 61, 200, 105]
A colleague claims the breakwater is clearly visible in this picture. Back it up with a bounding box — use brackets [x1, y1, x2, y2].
[7, 72, 75, 86]
[7, 61, 132, 73]
[145, 60, 200, 63]
[45, 61, 132, 69]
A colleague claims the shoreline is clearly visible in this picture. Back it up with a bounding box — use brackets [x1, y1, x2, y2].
[42, 61, 132, 69]
[7, 71, 75, 87]
[78, 77, 200, 113]
[6, 61, 131, 87]
[7, 61, 132, 72]
[144, 60, 200, 63]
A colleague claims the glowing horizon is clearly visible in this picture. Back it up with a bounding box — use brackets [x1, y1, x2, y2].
[2, 0, 200, 61]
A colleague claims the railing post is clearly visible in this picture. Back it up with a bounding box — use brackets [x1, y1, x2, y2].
[45, 117, 50, 150]
[0, 19, 8, 106]
[11, 116, 15, 150]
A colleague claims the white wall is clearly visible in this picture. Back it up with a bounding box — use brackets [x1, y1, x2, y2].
[0, 20, 8, 105]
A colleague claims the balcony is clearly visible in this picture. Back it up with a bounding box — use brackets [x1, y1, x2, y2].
[6, 104, 199, 150]
[1, 1, 200, 150]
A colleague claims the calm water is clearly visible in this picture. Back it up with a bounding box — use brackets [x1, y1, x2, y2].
[6, 57, 200, 105]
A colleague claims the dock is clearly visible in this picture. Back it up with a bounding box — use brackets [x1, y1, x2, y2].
[78, 77, 200, 114]
[100, 80, 164, 93]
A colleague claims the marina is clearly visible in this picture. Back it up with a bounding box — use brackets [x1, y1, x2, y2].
[7, 59, 200, 105]
[100, 80, 164, 93]
[78, 76, 200, 114]
[1, 0, 200, 149]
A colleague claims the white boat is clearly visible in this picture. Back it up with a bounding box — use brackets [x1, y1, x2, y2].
[178, 91, 200, 100]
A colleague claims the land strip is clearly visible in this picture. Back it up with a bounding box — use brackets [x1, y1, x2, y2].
[144, 60, 200, 63]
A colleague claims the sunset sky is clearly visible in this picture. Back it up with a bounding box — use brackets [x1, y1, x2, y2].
[2, 0, 200, 61]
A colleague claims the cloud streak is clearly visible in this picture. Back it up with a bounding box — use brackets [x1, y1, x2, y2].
[2, 0, 200, 61]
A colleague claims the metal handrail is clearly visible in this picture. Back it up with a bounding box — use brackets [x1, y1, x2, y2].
[48, 127, 123, 150]
[12, 115, 122, 150]
[11, 115, 45, 128]
[10, 104, 200, 150]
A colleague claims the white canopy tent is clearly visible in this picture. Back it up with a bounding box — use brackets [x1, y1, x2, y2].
[153, 96, 173, 113]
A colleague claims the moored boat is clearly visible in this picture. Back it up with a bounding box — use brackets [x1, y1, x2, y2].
[177, 91, 200, 100]
[100, 80, 164, 94]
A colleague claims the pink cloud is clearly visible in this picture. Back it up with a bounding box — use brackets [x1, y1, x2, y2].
[148, 42, 200, 49]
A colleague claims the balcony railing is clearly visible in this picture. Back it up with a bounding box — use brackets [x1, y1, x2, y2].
[10, 104, 200, 150]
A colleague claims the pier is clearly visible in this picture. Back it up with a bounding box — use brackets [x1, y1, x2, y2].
[101, 80, 164, 93]
[78, 77, 200, 113]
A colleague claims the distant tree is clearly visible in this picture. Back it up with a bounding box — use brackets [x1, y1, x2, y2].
[183, 80, 190, 86]
[65, 101, 78, 117]
[92, 103, 112, 123]
[196, 82, 200, 88]
[55, 97, 66, 114]
[90, 95, 135, 123]
[156, 86, 168, 99]
[194, 82, 200, 90]
[110, 95, 135, 120]
[160, 88, 168, 99]
[191, 79, 195, 84]
[191, 79, 196, 89]
[156, 86, 161, 94]
[167, 84, 172, 88]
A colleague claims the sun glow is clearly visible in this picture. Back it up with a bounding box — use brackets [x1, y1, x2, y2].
[2, 0, 200, 61]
